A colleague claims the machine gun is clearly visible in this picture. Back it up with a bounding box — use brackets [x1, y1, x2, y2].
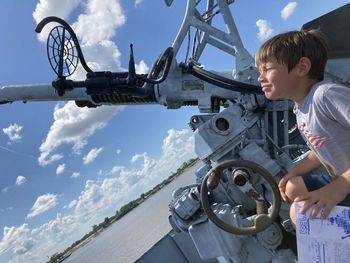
[1, 1, 350, 262]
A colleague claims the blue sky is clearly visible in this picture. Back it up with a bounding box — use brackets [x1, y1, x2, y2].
[0, 1, 348, 262]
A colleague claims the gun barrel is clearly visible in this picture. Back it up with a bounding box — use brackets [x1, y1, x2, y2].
[0, 84, 91, 103]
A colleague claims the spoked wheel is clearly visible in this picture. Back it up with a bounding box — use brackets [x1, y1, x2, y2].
[47, 25, 79, 78]
[201, 159, 281, 235]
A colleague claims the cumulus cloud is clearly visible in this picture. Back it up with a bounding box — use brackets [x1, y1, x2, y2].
[32, 0, 82, 42]
[67, 200, 77, 209]
[130, 153, 145, 163]
[2, 0, 197, 262]
[57, 129, 193, 220]
[110, 128, 195, 190]
[0, 224, 34, 255]
[1, 214, 82, 263]
[135, 60, 149, 74]
[56, 164, 66, 175]
[281, 2, 298, 20]
[2, 129, 195, 262]
[83, 148, 103, 164]
[27, 194, 58, 219]
[38, 102, 122, 166]
[72, 129, 195, 221]
[2, 176, 26, 193]
[15, 176, 26, 186]
[72, 0, 126, 46]
[71, 172, 81, 178]
[2, 187, 10, 193]
[135, 0, 144, 8]
[3, 123, 23, 143]
[256, 19, 274, 41]
[36, 0, 128, 167]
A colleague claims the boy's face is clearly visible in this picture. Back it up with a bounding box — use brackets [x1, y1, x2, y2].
[258, 58, 299, 100]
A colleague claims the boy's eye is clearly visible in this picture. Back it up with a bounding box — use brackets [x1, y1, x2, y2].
[260, 67, 274, 74]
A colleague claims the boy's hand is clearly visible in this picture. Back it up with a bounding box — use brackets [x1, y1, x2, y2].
[294, 183, 347, 220]
[278, 173, 296, 203]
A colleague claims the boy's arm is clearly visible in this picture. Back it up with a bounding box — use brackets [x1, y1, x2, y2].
[296, 167, 350, 219]
[278, 151, 322, 202]
[295, 84, 350, 219]
[287, 150, 322, 177]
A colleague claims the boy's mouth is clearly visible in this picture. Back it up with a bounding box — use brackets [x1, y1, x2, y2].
[261, 85, 272, 93]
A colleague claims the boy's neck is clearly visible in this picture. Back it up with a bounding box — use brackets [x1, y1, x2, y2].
[293, 78, 320, 108]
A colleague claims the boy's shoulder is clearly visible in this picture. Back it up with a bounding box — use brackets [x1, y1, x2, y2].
[308, 81, 331, 100]
[313, 80, 350, 98]
[315, 80, 339, 90]
[305, 80, 350, 109]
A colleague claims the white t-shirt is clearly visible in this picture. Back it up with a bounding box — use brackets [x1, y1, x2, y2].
[294, 80, 350, 178]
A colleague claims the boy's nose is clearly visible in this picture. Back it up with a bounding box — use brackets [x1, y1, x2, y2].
[257, 73, 265, 83]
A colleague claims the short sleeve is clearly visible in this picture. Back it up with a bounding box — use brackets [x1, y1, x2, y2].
[320, 84, 350, 129]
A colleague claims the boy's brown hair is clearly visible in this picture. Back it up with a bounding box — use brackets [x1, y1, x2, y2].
[256, 29, 328, 81]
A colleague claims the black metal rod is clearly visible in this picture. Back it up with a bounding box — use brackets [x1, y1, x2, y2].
[36, 16, 93, 73]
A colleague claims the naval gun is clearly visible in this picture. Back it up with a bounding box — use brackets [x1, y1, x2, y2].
[1, 1, 350, 262]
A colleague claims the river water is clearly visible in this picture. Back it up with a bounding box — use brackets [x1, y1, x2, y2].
[64, 162, 200, 263]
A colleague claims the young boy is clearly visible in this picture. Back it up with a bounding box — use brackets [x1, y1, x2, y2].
[256, 29, 350, 225]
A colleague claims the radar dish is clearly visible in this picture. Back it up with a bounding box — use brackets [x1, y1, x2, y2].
[47, 25, 79, 78]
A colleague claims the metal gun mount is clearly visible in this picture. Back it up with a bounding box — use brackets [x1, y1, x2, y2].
[0, 0, 263, 112]
[2, 1, 350, 262]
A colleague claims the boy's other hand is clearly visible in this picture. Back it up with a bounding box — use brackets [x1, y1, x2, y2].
[294, 183, 347, 220]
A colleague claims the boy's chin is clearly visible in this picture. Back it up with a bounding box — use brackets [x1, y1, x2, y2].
[264, 92, 283, 100]
[263, 92, 275, 100]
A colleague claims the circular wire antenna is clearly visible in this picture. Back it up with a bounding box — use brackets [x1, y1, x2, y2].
[47, 25, 79, 78]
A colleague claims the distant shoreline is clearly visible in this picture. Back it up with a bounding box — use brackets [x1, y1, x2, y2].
[47, 158, 199, 263]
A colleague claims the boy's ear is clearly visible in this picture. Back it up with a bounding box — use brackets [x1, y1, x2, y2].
[296, 57, 311, 76]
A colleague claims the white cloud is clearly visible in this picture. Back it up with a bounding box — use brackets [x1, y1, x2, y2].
[0, 224, 34, 255]
[116, 149, 121, 154]
[71, 172, 81, 178]
[110, 128, 195, 191]
[3, 0, 197, 261]
[3, 214, 82, 263]
[64, 129, 193, 227]
[135, 60, 149, 74]
[2, 187, 10, 193]
[256, 19, 274, 41]
[281, 2, 298, 20]
[78, 40, 124, 72]
[73, 0, 126, 46]
[56, 164, 66, 175]
[110, 166, 123, 174]
[38, 102, 122, 166]
[2, 1, 146, 262]
[131, 152, 145, 163]
[37, 0, 128, 167]
[2, 176, 26, 193]
[32, 0, 82, 42]
[83, 148, 103, 164]
[0, 207, 13, 213]
[15, 176, 26, 186]
[3, 123, 23, 143]
[1, 129, 195, 262]
[135, 0, 144, 8]
[27, 194, 58, 219]
[52, 129, 194, 223]
[68, 200, 77, 209]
